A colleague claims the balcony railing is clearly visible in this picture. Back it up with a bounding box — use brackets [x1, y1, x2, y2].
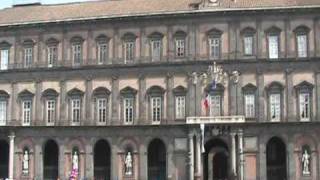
[186, 116, 245, 124]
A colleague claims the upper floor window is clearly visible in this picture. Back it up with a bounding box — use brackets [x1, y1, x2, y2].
[122, 33, 136, 64]
[266, 27, 281, 59]
[67, 88, 84, 126]
[205, 83, 224, 116]
[18, 90, 34, 126]
[0, 90, 9, 126]
[120, 86, 137, 125]
[173, 86, 187, 120]
[93, 87, 110, 125]
[46, 100, 56, 125]
[42, 89, 59, 126]
[294, 26, 310, 58]
[242, 83, 257, 119]
[96, 35, 109, 65]
[46, 38, 59, 68]
[241, 27, 256, 56]
[295, 81, 313, 122]
[174, 31, 187, 58]
[70, 36, 84, 66]
[149, 32, 163, 62]
[207, 29, 222, 59]
[147, 86, 165, 124]
[23, 39, 35, 68]
[266, 82, 283, 122]
[0, 41, 11, 70]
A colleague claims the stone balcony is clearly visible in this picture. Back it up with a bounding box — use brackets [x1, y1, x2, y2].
[186, 116, 245, 124]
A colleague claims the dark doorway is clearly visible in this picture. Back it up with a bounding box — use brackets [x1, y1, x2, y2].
[204, 138, 229, 180]
[148, 139, 166, 180]
[94, 139, 111, 180]
[266, 137, 287, 180]
[0, 140, 9, 179]
[43, 140, 59, 180]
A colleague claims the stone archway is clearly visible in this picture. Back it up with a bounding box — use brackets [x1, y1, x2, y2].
[0, 140, 9, 179]
[204, 138, 229, 180]
[148, 139, 166, 180]
[43, 140, 59, 180]
[266, 137, 287, 180]
[94, 139, 111, 180]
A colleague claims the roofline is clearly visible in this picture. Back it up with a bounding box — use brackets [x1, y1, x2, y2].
[0, 4, 319, 28]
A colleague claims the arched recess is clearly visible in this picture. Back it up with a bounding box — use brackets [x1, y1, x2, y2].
[203, 138, 229, 180]
[94, 139, 111, 180]
[148, 138, 166, 180]
[43, 139, 59, 180]
[66, 138, 86, 178]
[0, 139, 9, 179]
[266, 137, 287, 180]
[18, 138, 35, 178]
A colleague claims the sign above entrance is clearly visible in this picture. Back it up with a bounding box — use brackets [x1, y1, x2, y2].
[186, 116, 245, 124]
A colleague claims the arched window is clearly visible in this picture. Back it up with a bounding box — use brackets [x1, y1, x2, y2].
[96, 35, 109, 65]
[122, 33, 137, 64]
[265, 26, 281, 59]
[93, 87, 111, 125]
[42, 89, 59, 126]
[241, 27, 256, 56]
[120, 86, 137, 125]
[70, 36, 84, 66]
[294, 26, 310, 58]
[172, 86, 187, 119]
[242, 83, 257, 119]
[174, 31, 187, 58]
[207, 28, 222, 59]
[147, 86, 165, 124]
[205, 83, 225, 116]
[266, 82, 284, 122]
[18, 90, 34, 126]
[294, 81, 313, 122]
[22, 39, 35, 68]
[149, 32, 163, 62]
[67, 88, 84, 125]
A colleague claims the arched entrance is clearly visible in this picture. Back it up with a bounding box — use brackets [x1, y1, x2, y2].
[204, 138, 229, 180]
[148, 139, 166, 180]
[0, 140, 9, 179]
[266, 137, 287, 180]
[43, 140, 59, 180]
[94, 139, 111, 180]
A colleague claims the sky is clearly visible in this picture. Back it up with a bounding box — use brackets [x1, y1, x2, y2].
[0, 0, 93, 9]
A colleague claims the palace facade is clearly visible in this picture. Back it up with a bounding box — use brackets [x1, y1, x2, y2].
[0, 0, 320, 180]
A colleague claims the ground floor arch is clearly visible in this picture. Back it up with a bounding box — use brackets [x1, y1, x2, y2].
[266, 137, 287, 180]
[94, 139, 111, 180]
[204, 138, 229, 180]
[148, 139, 166, 180]
[43, 140, 59, 180]
[0, 140, 9, 179]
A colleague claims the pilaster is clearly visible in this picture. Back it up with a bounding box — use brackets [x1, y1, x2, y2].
[257, 70, 265, 122]
[111, 76, 119, 125]
[286, 69, 294, 122]
[59, 80, 67, 125]
[85, 77, 93, 125]
[58, 142, 65, 179]
[166, 73, 174, 122]
[187, 74, 196, 116]
[35, 80, 42, 125]
[138, 75, 146, 124]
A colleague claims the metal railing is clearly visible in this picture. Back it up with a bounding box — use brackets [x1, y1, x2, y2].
[186, 116, 245, 124]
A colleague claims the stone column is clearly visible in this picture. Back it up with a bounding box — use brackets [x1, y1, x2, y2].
[188, 75, 196, 116]
[34, 140, 43, 179]
[35, 80, 42, 125]
[59, 142, 65, 179]
[111, 76, 119, 125]
[188, 133, 194, 180]
[230, 132, 237, 176]
[85, 78, 93, 125]
[138, 75, 146, 124]
[166, 73, 174, 123]
[85, 142, 94, 179]
[287, 137, 296, 180]
[195, 134, 202, 180]
[111, 144, 119, 180]
[8, 133, 15, 180]
[286, 69, 294, 122]
[238, 129, 244, 180]
[59, 80, 67, 125]
[229, 81, 237, 115]
[139, 144, 148, 180]
[257, 70, 265, 122]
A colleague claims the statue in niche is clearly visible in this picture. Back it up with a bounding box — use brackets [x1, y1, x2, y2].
[22, 150, 29, 174]
[125, 151, 133, 176]
[72, 151, 79, 170]
[302, 149, 311, 175]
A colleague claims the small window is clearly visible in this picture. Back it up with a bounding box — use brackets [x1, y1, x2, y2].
[268, 35, 279, 59]
[0, 49, 9, 70]
[151, 97, 161, 123]
[0, 100, 7, 126]
[244, 35, 254, 56]
[124, 41, 135, 63]
[151, 39, 162, 61]
[209, 37, 221, 59]
[299, 93, 310, 121]
[71, 99, 81, 125]
[24, 47, 33, 68]
[22, 100, 32, 126]
[175, 38, 185, 57]
[175, 96, 185, 119]
[98, 43, 108, 64]
[72, 44, 82, 66]
[47, 46, 57, 68]
[297, 34, 307, 58]
[209, 95, 221, 116]
[97, 98, 107, 124]
[270, 93, 281, 121]
[124, 97, 134, 125]
[244, 94, 255, 118]
[46, 100, 56, 125]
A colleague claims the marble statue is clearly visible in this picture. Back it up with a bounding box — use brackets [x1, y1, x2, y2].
[22, 150, 29, 174]
[125, 151, 133, 175]
[72, 151, 79, 170]
[302, 150, 311, 175]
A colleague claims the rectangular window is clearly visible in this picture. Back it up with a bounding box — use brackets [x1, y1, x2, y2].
[22, 100, 32, 126]
[175, 39, 185, 57]
[297, 34, 307, 58]
[46, 100, 55, 125]
[97, 98, 107, 124]
[270, 94, 281, 121]
[124, 98, 134, 124]
[71, 99, 81, 125]
[245, 94, 255, 118]
[124, 41, 135, 63]
[72, 44, 82, 65]
[47, 46, 57, 68]
[209, 37, 220, 59]
[24, 47, 33, 67]
[0, 101, 7, 126]
[151, 39, 161, 61]
[299, 93, 310, 121]
[244, 36, 253, 55]
[98, 43, 108, 64]
[209, 95, 221, 116]
[0, 49, 9, 70]
[151, 97, 161, 123]
[268, 35, 279, 59]
[175, 96, 185, 119]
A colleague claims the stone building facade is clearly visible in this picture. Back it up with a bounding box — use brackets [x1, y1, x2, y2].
[0, 0, 320, 180]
